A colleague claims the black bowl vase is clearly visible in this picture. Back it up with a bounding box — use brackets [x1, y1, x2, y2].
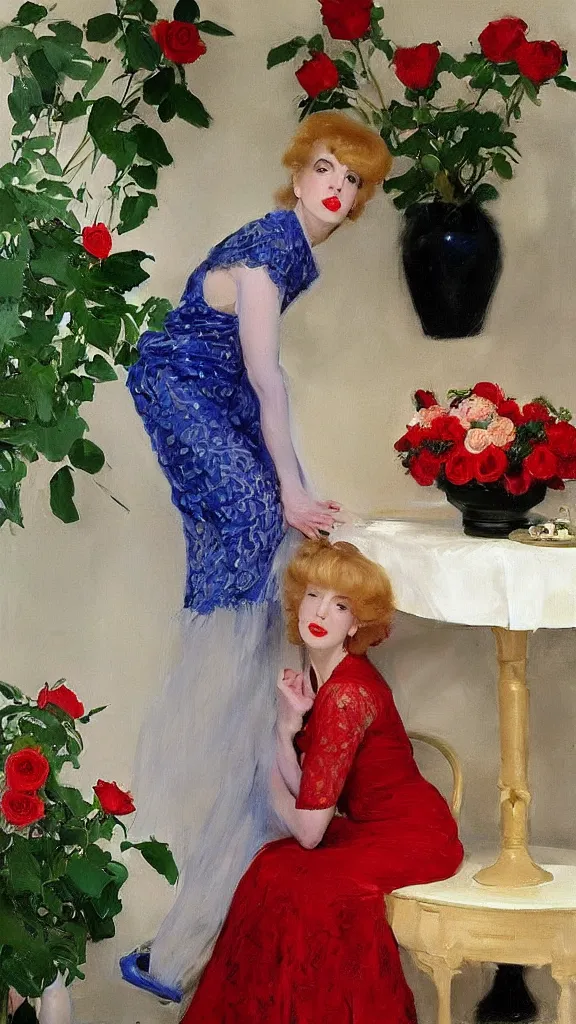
[402, 201, 503, 339]
[439, 480, 547, 538]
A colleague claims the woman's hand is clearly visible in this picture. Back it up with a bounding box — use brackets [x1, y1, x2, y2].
[281, 487, 342, 539]
[276, 668, 315, 735]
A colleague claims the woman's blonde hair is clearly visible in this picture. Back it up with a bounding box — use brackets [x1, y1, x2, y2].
[275, 111, 392, 221]
[283, 538, 395, 654]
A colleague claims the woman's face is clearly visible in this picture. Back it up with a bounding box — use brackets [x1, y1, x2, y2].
[293, 143, 361, 227]
[298, 584, 358, 652]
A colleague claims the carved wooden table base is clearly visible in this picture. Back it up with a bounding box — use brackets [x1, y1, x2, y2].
[387, 860, 576, 1024]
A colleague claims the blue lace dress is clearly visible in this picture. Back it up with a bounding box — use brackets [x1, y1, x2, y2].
[127, 208, 319, 613]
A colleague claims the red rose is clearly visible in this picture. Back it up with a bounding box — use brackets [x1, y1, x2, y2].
[5, 748, 50, 793]
[393, 43, 441, 91]
[82, 223, 112, 260]
[522, 402, 554, 424]
[444, 447, 476, 485]
[414, 389, 438, 410]
[409, 450, 442, 486]
[150, 19, 206, 64]
[37, 683, 84, 720]
[547, 476, 566, 490]
[524, 445, 559, 480]
[426, 415, 466, 445]
[394, 423, 424, 452]
[1, 790, 45, 827]
[472, 382, 505, 405]
[478, 17, 527, 63]
[296, 52, 340, 98]
[545, 421, 576, 459]
[497, 398, 523, 424]
[319, 0, 372, 41]
[515, 40, 563, 84]
[93, 779, 136, 816]
[475, 445, 508, 484]
[504, 466, 533, 495]
[561, 458, 576, 480]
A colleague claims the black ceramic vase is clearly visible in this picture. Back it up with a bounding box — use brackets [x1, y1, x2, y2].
[402, 201, 503, 339]
[440, 480, 547, 538]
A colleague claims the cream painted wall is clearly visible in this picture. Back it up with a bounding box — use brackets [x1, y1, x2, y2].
[1, 0, 576, 1021]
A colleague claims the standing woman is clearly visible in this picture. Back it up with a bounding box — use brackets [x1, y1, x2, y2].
[122, 113, 392, 999]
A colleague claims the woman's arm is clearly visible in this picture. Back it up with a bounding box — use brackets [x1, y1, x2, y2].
[235, 266, 338, 538]
[271, 762, 335, 849]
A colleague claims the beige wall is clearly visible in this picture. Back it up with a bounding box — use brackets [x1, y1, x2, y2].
[2, 0, 576, 1020]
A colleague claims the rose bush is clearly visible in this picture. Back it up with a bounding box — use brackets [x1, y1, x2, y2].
[0, 679, 177, 1009]
[395, 383, 576, 494]
[268, 6, 576, 209]
[0, 0, 233, 529]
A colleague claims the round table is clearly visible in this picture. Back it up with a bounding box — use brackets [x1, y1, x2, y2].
[333, 518, 576, 888]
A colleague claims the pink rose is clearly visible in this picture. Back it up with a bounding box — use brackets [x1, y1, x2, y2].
[486, 416, 516, 448]
[464, 428, 493, 454]
[451, 395, 497, 427]
[411, 404, 449, 427]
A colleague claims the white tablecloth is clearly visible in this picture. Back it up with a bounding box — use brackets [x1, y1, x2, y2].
[333, 519, 576, 630]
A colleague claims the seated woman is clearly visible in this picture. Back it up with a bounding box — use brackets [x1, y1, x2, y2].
[181, 539, 464, 1022]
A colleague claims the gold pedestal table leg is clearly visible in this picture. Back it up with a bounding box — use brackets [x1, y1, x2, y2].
[475, 627, 553, 888]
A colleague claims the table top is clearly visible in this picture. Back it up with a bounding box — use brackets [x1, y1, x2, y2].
[391, 849, 576, 911]
[333, 518, 576, 630]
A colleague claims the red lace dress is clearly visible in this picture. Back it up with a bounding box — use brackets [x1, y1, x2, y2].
[182, 653, 464, 1023]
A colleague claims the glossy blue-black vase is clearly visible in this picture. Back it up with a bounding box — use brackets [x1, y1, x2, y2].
[402, 201, 502, 339]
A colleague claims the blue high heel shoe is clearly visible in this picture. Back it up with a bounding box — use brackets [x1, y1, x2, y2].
[119, 945, 182, 1003]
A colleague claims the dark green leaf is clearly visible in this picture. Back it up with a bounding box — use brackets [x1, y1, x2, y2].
[8, 76, 42, 126]
[58, 784, 93, 817]
[142, 66, 175, 105]
[86, 14, 121, 44]
[142, 295, 171, 330]
[48, 21, 83, 46]
[59, 93, 90, 122]
[83, 312, 121, 352]
[158, 94, 177, 122]
[421, 153, 442, 176]
[492, 153, 513, 179]
[0, 258, 25, 299]
[84, 354, 118, 381]
[0, 375, 34, 420]
[173, 0, 200, 23]
[195, 20, 233, 36]
[81, 902, 116, 941]
[6, 836, 42, 894]
[555, 74, 576, 92]
[120, 839, 178, 884]
[28, 45, 58, 100]
[60, 336, 86, 376]
[171, 84, 211, 128]
[333, 59, 356, 90]
[82, 55, 108, 97]
[28, 364, 57, 422]
[66, 854, 110, 897]
[60, 824, 88, 847]
[36, 409, 87, 461]
[87, 95, 124, 145]
[69, 438, 105, 474]
[98, 129, 137, 170]
[307, 33, 324, 53]
[30, 247, 71, 285]
[0, 26, 37, 61]
[118, 191, 158, 233]
[50, 466, 79, 523]
[39, 151, 63, 175]
[130, 163, 157, 189]
[473, 183, 500, 203]
[267, 37, 306, 69]
[15, 3, 48, 26]
[130, 123, 173, 165]
[372, 36, 393, 59]
[124, 21, 161, 71]
[389, 102, 416, 130]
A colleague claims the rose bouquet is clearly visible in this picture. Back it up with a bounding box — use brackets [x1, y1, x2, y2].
[0, 679, 177, 1019]
[395, 383, 576, 495]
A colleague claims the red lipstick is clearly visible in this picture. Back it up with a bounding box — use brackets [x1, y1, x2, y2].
[308, 622, 328, 638]
[322, 196, 341, 212]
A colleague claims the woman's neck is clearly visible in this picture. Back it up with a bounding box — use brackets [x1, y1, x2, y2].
[294, 202, 335, 248]
[308, 645, 349, 689]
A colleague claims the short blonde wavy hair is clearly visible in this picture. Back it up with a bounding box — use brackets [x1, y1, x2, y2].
[275, 111, 393, 222]
[283, 538, 395, 655]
